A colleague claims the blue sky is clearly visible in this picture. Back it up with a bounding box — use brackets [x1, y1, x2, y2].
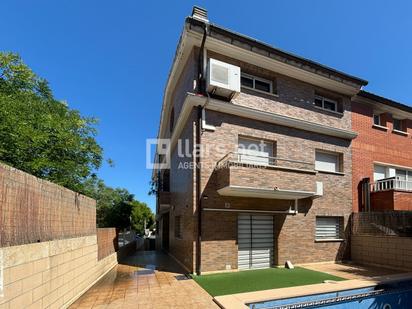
[1, 1, 411, 211]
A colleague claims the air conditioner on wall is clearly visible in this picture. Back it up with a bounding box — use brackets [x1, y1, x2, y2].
[207, 58, 240, 99]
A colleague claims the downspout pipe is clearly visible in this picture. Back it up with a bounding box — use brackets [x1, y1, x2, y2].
[195, 22, 208, 276]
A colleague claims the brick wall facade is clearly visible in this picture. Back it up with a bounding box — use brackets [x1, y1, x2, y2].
[0, 163, 96, 247]
[370, 190, 412, 211]
[352, 100, 412, 212]
[160, 49, 355, 273]
[198, 110, 352, 272]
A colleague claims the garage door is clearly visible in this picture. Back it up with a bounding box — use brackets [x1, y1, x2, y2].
[238, 214, 273, 270]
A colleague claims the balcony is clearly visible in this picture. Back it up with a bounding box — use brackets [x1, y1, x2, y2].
[215, 152, 321, 200]
[370, 178, 412, 211]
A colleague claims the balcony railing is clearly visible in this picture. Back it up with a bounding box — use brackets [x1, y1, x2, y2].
[216, 152, 315, 172]
[370, 177, 412, 192]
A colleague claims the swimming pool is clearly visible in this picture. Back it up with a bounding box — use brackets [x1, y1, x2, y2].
[249, 279, 412, 308]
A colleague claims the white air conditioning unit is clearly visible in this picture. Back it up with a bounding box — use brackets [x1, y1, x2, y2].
[207, 58, 240, 99]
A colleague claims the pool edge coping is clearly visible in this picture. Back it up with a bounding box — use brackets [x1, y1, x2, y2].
[213, 272, 412, 309]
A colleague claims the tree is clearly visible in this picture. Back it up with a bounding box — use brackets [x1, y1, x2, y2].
[131, 201, 155, 235]
[0, 52, 154, 229]
[0, 52, 102, 192]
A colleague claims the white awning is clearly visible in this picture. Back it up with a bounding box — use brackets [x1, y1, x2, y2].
[217, 185, 316, 200]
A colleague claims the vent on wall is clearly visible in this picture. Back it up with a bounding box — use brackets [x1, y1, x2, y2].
[207, 58, 240, 99]
[191, 6, 208, 22]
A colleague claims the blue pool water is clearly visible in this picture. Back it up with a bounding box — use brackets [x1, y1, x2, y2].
[249, 279, 412, 308]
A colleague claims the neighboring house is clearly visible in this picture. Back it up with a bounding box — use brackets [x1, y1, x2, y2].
[154, 7, 409, 274]
[352, 91, 412, 212]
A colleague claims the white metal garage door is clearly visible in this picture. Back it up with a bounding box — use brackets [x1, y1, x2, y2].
[238, 214, 273, 270]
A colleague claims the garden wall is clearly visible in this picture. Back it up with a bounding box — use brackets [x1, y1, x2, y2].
[0, 163, 121, 308]
[351, 235, 412, 271]
[0, 163, 96, 247]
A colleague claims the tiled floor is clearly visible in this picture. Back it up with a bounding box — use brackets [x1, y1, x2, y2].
[70, 251, 218, 309]
[302, 262, 402, 280]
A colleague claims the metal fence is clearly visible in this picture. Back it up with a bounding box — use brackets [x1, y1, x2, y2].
[352, 212, 412, 237]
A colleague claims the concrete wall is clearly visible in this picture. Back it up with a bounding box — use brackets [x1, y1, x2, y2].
[0, 235, 117, 309]
[351, 235, 412, 271]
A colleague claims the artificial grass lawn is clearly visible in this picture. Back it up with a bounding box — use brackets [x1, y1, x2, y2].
[192, 267, 345, 296]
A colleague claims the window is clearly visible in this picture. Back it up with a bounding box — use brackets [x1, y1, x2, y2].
[241, 73, 273, 94]
[374, 165, 387, 181]
[238, 137, 274, 165]
[315, 151, 341, 173]
[314, 95, 339, 113]
[316, 217, 343, 241]
[373, 114, 381, 126]
[170, 107, 175, 133]
[393, 118, 405, 132]
[174, 216, 182, 239]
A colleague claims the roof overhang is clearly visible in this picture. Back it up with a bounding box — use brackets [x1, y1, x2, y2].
[354, 91, 412, 118]
[217, 185, 316, 200]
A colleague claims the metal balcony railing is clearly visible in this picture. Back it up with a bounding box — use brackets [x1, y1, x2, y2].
[216, 152, 315, 171]
[370, 177, 412, 192]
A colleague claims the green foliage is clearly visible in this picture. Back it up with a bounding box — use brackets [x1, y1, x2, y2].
[0, 52, 102, 192]
[0, 51, 155, 229]
[131, 201, 155, 235]
[83, 177, 154, 230]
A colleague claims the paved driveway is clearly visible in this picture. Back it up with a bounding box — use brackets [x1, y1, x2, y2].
[70, 251, 217, 309]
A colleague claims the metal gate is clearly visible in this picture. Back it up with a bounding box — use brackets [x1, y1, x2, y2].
[238, 214, 273, 270]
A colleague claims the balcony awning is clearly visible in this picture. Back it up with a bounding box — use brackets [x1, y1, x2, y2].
[217, 185, 317, 200]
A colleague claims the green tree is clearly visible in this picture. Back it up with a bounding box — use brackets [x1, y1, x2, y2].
[131, 201, 155, 235]
[0, 52, 102, 192]
[0, 52, 154, 229]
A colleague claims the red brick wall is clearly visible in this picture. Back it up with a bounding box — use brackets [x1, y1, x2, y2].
[0, 163, 96, 247]
[97, 228, 119, 260]
[352, 100, 412, 212]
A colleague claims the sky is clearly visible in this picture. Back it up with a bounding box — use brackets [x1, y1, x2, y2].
[1, 0, 411, 211]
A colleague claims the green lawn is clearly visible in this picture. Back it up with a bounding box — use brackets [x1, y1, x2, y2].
[192, 267, 344, 296]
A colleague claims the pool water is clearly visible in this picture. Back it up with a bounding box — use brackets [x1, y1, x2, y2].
[249, 279, 412, 308]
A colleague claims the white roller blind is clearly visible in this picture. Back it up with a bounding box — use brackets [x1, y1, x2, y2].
[316, 217, 342, 240]
[315, 151, 339, 172]
[238, 138, 273, 165]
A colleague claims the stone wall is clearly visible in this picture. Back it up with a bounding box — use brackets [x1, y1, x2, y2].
[351, 235, 412, 270]
[0, 235, 117, 309]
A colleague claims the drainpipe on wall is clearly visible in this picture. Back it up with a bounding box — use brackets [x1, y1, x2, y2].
[192, 6, 209, 276]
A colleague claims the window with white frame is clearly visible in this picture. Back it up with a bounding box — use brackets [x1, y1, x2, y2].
[315, 151, 341, 173]
[238, 137, 274, 165]
[241, 73, 273, 94]
[314, 95, 339, 113]
[315, 217, 343, 241]
[373, 114, 381, 126]
[393, 118, 405, 132]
